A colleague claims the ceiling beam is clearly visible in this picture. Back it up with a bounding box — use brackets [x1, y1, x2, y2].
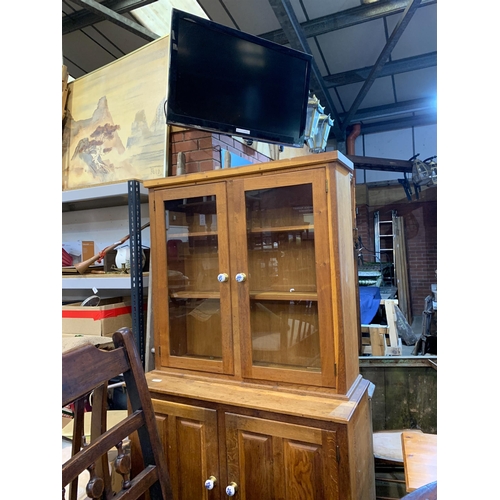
[63, 0, 157, 34]
[341, 97, 435, 122]
[351, 112, 436, 135]
[260, 0, 436, 45]
[346, 155, 413, 173]
[324, 52, 436, 88]
[267, 0, 345, 140]
[68, 0, 159, 41]
[340, 0, 423, 134]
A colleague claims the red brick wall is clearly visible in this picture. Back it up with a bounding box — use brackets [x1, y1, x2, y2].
[170, 129, 221, 174]
[170, 129, 271, 174]
[356, 199, 437, 317]
[401, 201, 437, 315]
[212, 133, 272, 164]
[354, 204, 372, 260]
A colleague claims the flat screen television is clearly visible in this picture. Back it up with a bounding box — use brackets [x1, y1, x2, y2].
[166, 9, 313, 148]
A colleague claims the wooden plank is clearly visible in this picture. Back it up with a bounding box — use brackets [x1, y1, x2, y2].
[384, 299, 399, 348]
[361, 325, 391, 356]
[401, 432, 437, 492]
[380, 299, 398, 305]
[369, 327, 387, 356]
[393, 216, 412, 324]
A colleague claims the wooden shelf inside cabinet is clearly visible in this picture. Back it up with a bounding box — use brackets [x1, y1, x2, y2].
[169, 291, 317, 301]
[168, 230, 218, 238]
[169, 291, 218, 299]
[249, 224, 314, 233]
[250, 291, 317, 301]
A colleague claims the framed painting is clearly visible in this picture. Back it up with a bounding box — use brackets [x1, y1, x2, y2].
[62, 35, 170, 190]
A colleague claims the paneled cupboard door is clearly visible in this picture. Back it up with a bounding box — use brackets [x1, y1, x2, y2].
[225, 413, 339, 500]
[151, 182, 234, 375]
[153, 400, 221, 500]
[230, 169, 336, 387]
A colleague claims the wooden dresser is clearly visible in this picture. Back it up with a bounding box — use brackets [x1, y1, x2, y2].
[144, 151, 376, 499]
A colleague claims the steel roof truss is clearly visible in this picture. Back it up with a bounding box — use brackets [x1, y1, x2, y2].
[260, 0, 435, 45]
[341, 0, 423, 134]
[324, 52, 436, 88]
[68, 0, 159, 41]
[63, 0, 158, 34]
[267, 0, 344, 140]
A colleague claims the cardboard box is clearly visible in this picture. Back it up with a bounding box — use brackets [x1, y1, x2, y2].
[62, 297, 133, 337]
[81, 240, 95, 262]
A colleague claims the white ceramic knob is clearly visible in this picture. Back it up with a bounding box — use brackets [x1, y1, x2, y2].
[204, 476, 217, 490]
[217, 273, 229, 283]
[235, 273, 247, 283]
[225, 482, 238, 496]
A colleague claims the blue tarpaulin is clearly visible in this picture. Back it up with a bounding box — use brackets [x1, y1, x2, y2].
[359, 286, 381, 324]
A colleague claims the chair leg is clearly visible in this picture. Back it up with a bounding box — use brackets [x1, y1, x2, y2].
[90, 384, 113, 499]
[68, 398, 86, 500]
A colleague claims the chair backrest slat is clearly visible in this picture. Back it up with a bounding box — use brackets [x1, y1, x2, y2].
[62, 344, 129, 406]
[62, 410, 144, 486]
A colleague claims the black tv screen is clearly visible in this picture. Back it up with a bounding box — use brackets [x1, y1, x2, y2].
[166, 9, 312, 148]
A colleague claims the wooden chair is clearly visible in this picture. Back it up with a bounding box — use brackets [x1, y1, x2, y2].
[62, 327, 173, 500]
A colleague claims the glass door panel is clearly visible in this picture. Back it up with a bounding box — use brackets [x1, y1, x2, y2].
[245, 183, 321, 371]
[164, 192, 228, 368]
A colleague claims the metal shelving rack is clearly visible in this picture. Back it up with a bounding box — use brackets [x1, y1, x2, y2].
[62, 179, 148, 364]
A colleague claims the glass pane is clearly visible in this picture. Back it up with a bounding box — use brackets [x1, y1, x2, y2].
[250, 300, 320, 369]
[165, 196, 222, 360]
[245, 184, 321, 371]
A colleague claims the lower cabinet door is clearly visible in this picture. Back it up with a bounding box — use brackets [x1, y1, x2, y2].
[225, 413, 339, 500]
[153, 399, 221, 500]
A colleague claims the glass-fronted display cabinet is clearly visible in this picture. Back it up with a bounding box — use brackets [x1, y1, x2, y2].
[147, 151, 360, 393]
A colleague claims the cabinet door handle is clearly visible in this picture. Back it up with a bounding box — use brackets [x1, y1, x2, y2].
[204, 476, 217, 490]
[217, 273, 229, 283]
[235, 273, 247, 283]
[225, 482, 238, 496]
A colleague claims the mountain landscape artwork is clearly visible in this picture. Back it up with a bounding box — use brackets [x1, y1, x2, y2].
[62, 36, 169, 190]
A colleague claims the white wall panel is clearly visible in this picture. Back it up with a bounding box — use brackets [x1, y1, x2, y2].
[351, 124, 437, 184]
[363, 128, 413, 158]
[414, 124, 437, 160]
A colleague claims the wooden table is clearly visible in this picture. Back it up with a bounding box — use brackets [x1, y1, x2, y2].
[401, 431, 437, 492]
[373, 429, 423, 464]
